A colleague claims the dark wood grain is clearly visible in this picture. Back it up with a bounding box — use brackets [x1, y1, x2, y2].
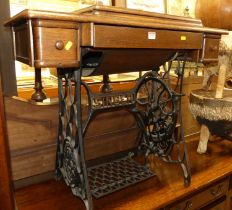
[0, 76, 15, 210]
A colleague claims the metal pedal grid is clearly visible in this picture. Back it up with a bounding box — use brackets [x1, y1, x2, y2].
[55, 52, 191, 210]
[88, 156, 155, 198]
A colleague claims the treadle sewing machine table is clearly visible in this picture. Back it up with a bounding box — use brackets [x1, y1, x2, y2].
[5, 6, 228, 210]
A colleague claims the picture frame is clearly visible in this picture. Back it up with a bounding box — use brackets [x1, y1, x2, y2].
[126, 0, 167, 13]
[166, 0, 184, 16]
[81, 0, 112, 6]
[166, 0, 196, 17]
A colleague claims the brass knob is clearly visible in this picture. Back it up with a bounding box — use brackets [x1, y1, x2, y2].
[210, 184, 223, 196]
[210, 45, 218, 51]
[185, 201, 193, 209]
[55, 40, 64, 50]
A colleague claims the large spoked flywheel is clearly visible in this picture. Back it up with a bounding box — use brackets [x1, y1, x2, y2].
[135, 75, 178, 155]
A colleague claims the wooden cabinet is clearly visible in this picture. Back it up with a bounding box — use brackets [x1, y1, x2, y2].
[167, 178, 229, 210]
[0, 78, 15, 210]
[227, 177, 232, 210]
[203, 197, 227, 210]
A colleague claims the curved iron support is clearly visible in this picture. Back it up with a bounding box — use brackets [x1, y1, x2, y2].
[55, 68, 93, 210]
[134, 74, 178, 154]
[161, 56, 191, 186]
[131, 55, 191, 186]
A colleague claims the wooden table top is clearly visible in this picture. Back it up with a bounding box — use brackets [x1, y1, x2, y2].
[14, 138, 232, 210]
[5, 5, 228, 35]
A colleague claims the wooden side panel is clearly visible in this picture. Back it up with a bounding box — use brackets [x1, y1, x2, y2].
[14, 23, 31, 65]
[5, 97, 58, 180]
[11, 146, 56, 180]
[0, 79, 15, 210]
[91, 49, 176, 75]
[81, 23, 94, 47]
[85, 109, 137, 138]
[5, 97, 58, 152]
[5, 97, 139, 180]
[200, 34, 221, 63]
[201, 38, 220, 63]
[85, 127, 139, 161]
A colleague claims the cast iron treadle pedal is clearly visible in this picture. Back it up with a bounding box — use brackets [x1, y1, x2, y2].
[87, 156, 155, 198]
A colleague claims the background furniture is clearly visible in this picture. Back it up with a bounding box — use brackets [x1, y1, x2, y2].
[0, 0, 17, 96]
[196, 0, 232, 30]
[0, 75, 15, 210]
[191, 0, 232, 153]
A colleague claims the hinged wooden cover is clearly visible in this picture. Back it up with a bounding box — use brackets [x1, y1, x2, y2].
[5, 5, 228, 35]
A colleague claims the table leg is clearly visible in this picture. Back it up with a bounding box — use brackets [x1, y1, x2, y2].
[197, 124, 210, 154]
[55, 68, 93, 210]
[31, 68, 47, 102]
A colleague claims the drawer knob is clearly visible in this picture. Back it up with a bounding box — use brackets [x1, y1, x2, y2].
[175, 200, 193, 210]
[185, 200, 193, 210]
[210, 184, 223, 196]
[55, 40, 64, 50]
[210, 45, 218, 51]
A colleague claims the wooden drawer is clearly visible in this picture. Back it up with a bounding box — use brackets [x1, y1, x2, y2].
[33, 27, 79, 67]
[168, 178, 229, 210]
[229, 175, 232, 190]
[201, 196, 226, 210]
[200, 36, 220, 63]
[13, 21, 80, 68]
[204, 200, 226, 210]
[83, 24, 203, 50]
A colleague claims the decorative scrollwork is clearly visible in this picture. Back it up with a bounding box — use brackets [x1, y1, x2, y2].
[62, 139, 84, 194]
[135, 73, 178, 156]
[56, 69, 93, 209]
[92, 92, 135, 110]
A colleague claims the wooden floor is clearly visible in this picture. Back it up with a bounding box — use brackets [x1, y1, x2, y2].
[14, 138, 232, 210]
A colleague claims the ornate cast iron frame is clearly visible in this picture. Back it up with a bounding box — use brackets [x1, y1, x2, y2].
[55, 51, 191, 210]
